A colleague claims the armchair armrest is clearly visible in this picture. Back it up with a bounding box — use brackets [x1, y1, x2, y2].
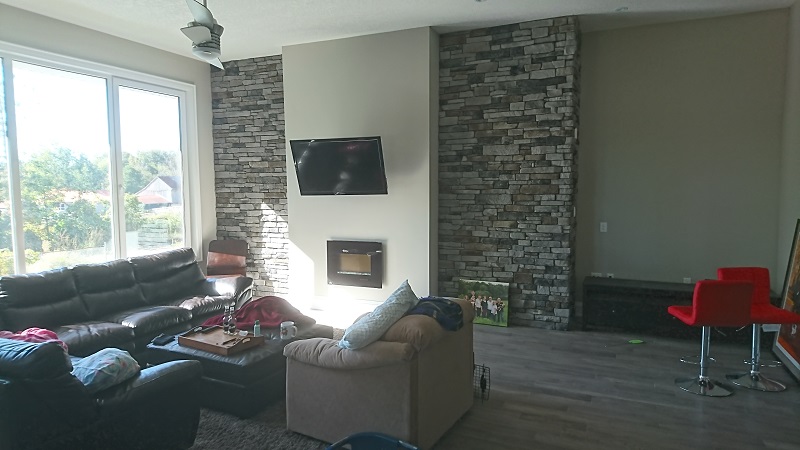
[95, 360, 202, 412]
[93, 360, 203, 449]
[205, 276, 253, 308]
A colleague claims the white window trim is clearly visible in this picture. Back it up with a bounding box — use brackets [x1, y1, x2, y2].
[0, 41, 203, 268]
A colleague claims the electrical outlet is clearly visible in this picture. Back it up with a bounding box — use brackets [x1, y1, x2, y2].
[606, 273, 614, 278]
[600, 222, 608, 233]
[683, 277, 692, 284]
[591, 272, 602, 277]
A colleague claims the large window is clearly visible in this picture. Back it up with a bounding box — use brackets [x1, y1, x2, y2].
[0, 50, 197, 275]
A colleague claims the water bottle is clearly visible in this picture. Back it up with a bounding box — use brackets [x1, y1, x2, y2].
[229, 309, 237, 334]
[223, 306, 232, 334]
[253, 320, 261, 337]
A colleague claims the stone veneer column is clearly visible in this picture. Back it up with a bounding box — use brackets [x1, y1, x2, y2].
[210, 56, 288, 296]
[438, 17, 580, 330]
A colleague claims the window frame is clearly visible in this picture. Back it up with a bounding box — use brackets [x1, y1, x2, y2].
[0, 41, 202, 273]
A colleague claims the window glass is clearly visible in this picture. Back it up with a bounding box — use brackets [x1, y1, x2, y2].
[119, 86, 185, 255]
[0, 58, 13, 276]
[0, 51, 195, 275]
[13, 62, 113, 271]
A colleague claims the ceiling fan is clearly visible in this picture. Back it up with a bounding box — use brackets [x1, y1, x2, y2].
[181, 0, 224, 69]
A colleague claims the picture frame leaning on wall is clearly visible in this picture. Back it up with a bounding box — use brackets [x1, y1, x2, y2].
[457, 278, 510, 327]
[774, 219, 800, 381]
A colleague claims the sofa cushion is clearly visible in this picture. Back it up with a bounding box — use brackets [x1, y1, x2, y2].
[102, 306, 192, 336]
[53, 322, 136, 357]
[71, 348, 140, 394]
[129, 248, 207, 305]
[339, 280, 419, 350]
[285, 337, 415, 370]
[72, 260, 147, 318]
[0, 268, 90, 331]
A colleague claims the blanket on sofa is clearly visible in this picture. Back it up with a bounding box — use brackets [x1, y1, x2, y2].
[202, 296, 315, 330]
[406, 296, 464, 331]
[0, 328, 69, 352]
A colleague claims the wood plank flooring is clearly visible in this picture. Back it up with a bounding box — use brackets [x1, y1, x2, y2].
[434, 326, 800, 450]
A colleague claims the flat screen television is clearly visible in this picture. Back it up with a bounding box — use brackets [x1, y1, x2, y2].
[290, 136, 388, 196]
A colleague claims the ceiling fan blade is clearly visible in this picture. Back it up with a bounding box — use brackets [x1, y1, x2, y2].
[181, 24, 212, 44]
[209, 58, 224, 69]
[185, 0, 215, 28]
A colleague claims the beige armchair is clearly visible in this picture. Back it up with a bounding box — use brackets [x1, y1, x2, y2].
[283, 299, 474, 449]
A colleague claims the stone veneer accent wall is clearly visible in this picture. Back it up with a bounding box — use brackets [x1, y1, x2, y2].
[438, 17, 580, 330]
[210, 56, 289, 296]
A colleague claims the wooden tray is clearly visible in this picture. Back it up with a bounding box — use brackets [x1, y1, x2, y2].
[178, 326, 263, 356]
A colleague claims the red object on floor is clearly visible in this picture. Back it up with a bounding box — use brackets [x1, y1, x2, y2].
[202, 296, 316, 330]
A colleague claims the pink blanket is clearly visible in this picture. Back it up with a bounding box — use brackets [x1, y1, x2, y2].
[202, 296, 316, 330]
[0, 328, 68, 352]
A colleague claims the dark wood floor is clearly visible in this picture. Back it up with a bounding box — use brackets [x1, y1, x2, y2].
[434, 326, 800, 450]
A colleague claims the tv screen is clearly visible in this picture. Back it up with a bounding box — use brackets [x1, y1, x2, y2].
[290, 137, 388, 196]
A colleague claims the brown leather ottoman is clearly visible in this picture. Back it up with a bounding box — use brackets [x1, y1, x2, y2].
[145, 323, 333, 418]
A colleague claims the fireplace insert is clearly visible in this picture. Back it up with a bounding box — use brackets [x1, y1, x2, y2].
[327, 240, 383, 288]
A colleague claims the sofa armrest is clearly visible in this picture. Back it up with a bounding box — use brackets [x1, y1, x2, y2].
[95, 360, 202, 411]
[205, 276, 253, 308]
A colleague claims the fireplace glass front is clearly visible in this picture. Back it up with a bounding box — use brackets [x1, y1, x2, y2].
[327, 240, 383, 288]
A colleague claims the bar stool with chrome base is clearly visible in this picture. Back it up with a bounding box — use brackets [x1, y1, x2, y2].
[667, 279, 753, 397]
[718, 267, 800, 392]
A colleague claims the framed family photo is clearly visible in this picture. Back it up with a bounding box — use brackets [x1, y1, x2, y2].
[774, 219, 800, 380]
[457, 278, 509, 327]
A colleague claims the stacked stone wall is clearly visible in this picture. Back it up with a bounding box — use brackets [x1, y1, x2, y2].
[438, 17, 580, 329]
[210, 56, 288, 296]
[210, 18, 581, 324]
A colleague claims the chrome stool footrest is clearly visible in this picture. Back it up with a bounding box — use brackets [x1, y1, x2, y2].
[680, 355, 715, 365]
[743, 358, 782, 368]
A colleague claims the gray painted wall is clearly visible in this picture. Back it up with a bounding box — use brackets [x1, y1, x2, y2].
[778, 4, 800, 293]
[577, 10, 789, 308]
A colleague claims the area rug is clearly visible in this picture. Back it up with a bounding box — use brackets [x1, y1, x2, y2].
[192, 401, 328, 450]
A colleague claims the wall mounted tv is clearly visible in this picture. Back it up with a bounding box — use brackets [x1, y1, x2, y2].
[290, 136, 388, 196]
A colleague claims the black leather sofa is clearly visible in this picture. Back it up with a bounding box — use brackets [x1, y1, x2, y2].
[0, 248, 253, 357]
[0, 338, 202, 450]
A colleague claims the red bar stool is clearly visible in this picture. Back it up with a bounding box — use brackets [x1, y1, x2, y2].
[668, 280, 753, 397]
[718, 267, 800, 391]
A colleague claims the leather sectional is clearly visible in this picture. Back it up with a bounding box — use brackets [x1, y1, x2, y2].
[0, 337, 203, 450]
[0, 247, 253, 357]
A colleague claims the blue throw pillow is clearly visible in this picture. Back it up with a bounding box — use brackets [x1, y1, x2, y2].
[339, 280, 419, 350]
[71, 348, 141, 394]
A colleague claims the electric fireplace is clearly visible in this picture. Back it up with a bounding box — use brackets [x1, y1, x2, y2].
[327, 240, 383, 288]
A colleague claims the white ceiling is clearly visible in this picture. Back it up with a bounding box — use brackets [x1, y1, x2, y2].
[0, 0, 794, 63]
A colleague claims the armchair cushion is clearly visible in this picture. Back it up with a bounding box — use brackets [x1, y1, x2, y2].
[71, 348, 140, 394]
[339, 280, 419, 350]
[284, 337, 415, 370]
[382, 314, 445, 352]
